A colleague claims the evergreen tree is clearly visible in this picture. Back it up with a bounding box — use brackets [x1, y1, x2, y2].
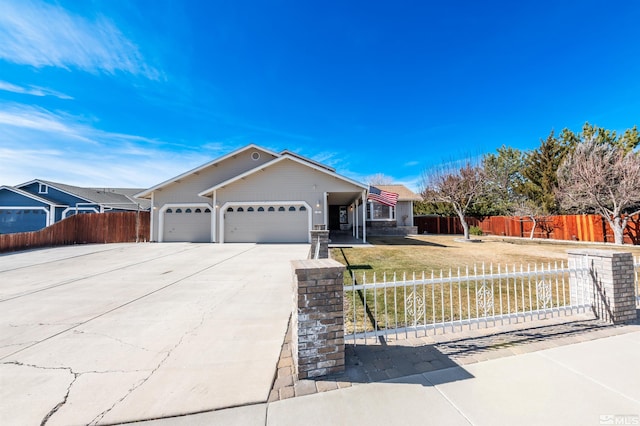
[479, 146, 525, 216]
[520, 130, 570, 214]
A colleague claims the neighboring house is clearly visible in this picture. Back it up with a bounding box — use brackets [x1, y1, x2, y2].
[136, 144, 420, 243]
[0, 186, 60, 234]
[0, 179, 149, 235]
[361, 184, 422, 236]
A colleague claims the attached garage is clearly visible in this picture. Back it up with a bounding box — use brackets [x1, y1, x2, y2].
[223, 203, 310, 243]
[161, 206, 212, 242]
[138, 145, 370, 244]
[0, 208, 48, 234]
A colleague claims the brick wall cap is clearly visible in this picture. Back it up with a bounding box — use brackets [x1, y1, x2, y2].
[292, 259, 345, 271]
[567, 249, 633, 258]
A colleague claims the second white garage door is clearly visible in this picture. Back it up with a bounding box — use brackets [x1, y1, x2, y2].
[224, 204, 309, 243]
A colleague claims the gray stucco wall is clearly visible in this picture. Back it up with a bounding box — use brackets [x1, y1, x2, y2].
[150, 147, 278, 240]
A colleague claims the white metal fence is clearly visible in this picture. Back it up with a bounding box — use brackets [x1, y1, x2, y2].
[344, 256, 640, 344]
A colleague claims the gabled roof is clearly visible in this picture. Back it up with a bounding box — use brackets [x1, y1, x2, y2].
[135, 144, 280, 199]
[0, 185, 59, 206]
[198, 154, 368, 197]
[376, 184, 423, 202]
[279, 150, 335, 172]
[17, 179, 148, 210]
[106, 188, 152, 210]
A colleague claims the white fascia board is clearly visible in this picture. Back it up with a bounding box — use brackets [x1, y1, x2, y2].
[198, 154, 368, 197]
[16, 179, 94, 204]
[15, 179, 40, 187]
[134, 144, 281, 199]
[279, 150, 336, 172]
[0, 185, 58, 206]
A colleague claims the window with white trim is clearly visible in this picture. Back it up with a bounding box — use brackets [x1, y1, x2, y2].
[366, 201, 395, 221]
[38, 183, 48, 194]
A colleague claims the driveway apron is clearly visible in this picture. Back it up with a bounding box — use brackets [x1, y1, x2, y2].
[0, 243, 309, 425]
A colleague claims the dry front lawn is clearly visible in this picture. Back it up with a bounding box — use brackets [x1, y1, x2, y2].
[332, 235, 640, 284]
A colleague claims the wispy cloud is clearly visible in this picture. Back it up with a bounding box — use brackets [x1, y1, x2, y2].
[0, 1, 161, 80]
[0, 103, 209, 187]
[0, 104, 97, 144]
[0, 80, 73, 99]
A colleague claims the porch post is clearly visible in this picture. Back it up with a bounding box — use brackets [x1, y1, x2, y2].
[355, 200, 359, 239]
[362, 190, 367, 243]
[352, 203, 355, 237]
[324, 192, 328, 229]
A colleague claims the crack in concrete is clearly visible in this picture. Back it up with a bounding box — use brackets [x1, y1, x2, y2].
[40, 370, 78, 426]
[1, 360, 153, 376]
[88, 309, 210, 425]
[1, 361, 79, 426]
[71, 329, 154, 353]
[2, 360, 164, 426]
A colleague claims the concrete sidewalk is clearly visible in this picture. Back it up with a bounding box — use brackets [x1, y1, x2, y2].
[134, 326, 640, 426]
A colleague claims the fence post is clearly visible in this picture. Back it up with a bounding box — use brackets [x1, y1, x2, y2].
[291, 259, 345, 379]
[568, 250, 637, 324]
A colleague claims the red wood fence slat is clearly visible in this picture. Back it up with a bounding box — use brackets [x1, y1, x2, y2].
[414, 214, 639, 245]
[0, 212, 150, 253]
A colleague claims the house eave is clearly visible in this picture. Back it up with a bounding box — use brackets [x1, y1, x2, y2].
[0, 185, 59, 206]
[198, 154, 368, 197]
[134, 144, 281, 199]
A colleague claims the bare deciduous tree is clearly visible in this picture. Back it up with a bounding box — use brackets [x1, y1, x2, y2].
[512, 200, 545, 239]
[421, 163, 485, 240]
[557, 139, 640, 244]
[366, 173, 395, 185]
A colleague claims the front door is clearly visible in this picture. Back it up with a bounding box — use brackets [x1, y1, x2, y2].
[328, 205, 341, 230]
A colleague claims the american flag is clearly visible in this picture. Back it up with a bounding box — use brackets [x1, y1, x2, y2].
[367, 186, 399, 207]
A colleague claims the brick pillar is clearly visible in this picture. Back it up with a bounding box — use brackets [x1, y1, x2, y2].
[568, 250, 637, 324]
[309, 229, 330, 259]
[291, 259, 345, 379]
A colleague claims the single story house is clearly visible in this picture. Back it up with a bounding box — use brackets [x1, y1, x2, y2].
[136, 144, 420, 243]
[0, 179, 149, 234]
[363, 184, 421, 236]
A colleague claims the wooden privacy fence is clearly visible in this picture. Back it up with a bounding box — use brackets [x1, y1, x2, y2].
[0, 211, 150, 253]
[414, 214, 640, 245]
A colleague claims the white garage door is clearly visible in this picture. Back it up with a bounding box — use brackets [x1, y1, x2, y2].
[163, 207, 212, 242]
[224, 204, 309, 243]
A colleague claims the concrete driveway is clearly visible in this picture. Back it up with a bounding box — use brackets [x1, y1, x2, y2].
[0, 243, 309, 425]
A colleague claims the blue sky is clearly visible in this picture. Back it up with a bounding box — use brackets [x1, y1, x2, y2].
[1, 1, 639, 191]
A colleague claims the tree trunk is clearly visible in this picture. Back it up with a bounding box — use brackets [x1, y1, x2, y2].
[457, 211, 470, 239]
[612, 216, 625, 245]
[529, 216, 537, 239]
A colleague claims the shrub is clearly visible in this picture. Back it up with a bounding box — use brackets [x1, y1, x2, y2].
[469, 225, 483, 236]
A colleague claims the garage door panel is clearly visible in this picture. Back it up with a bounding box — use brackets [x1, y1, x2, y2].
[225, 206, 308, 243]
[0, 209, 48, 234]
[163, 210, 211, 242]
